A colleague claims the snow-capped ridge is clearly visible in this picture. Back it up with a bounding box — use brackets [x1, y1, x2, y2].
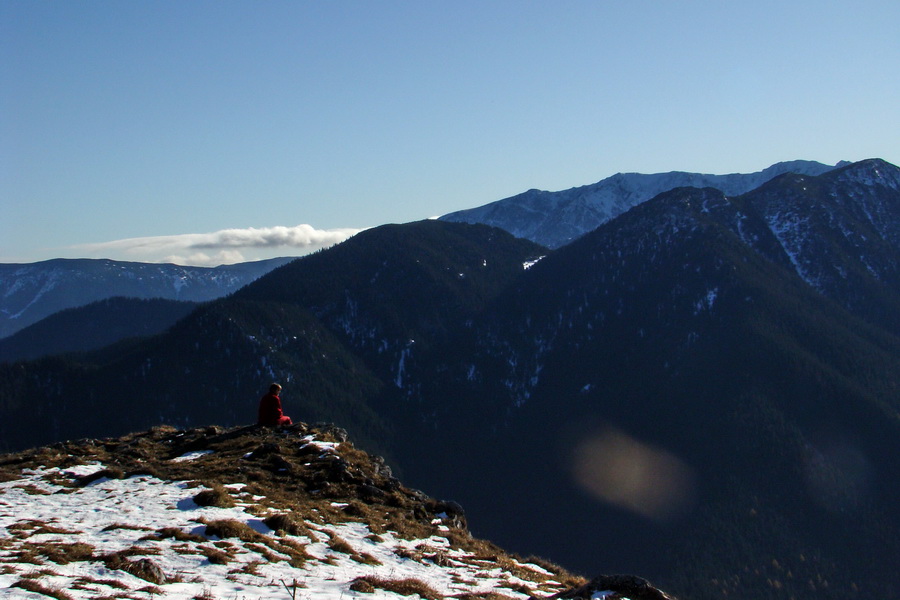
[0, 256, 293, 338]
[440, 159, 846, 248]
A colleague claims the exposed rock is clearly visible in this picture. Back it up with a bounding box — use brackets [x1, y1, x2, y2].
[541, 574, 678, 600]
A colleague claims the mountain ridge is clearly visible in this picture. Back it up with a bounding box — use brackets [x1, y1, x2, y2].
[2, 159, 900, 598]
[0, 256, 294, 339]
[440, 159, 846, 248]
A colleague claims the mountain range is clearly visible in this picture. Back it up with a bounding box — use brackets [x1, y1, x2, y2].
[440, 159, 845, 249]
[2, 158, 899, 599]
[0, 256, 293, 339]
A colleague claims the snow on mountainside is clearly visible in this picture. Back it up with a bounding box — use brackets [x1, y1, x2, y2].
[0, 424, 647, 600]
[440, 160, 845, 249]
[0, 257, 294, 339]
[696, 159, 900, 320]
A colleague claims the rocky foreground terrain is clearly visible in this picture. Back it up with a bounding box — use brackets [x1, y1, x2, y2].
[0, 423, 675, 600]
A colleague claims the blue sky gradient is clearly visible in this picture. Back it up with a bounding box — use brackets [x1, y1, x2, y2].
[3, 1, 898, 265]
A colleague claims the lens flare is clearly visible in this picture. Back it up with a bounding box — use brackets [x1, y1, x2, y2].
[572, 427, 696, 521]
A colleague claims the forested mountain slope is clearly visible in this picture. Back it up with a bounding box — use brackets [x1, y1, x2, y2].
[3, 160, 900, 599]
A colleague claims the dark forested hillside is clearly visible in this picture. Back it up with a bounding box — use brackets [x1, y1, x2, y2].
[0, 221, 544, 458]
[235, 220, 547, 386]
[2, 161, 900, 599]
[0, 297, 198, 363]
[401, 179, 900, 598]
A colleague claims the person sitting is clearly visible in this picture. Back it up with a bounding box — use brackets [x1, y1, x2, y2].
[257, 383, 293, 426]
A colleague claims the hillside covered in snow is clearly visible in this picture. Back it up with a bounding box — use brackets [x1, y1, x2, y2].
[0, 424, 672, 600]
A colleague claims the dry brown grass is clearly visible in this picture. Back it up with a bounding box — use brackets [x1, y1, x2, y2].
[320, 531, 381, 566]
[72, 576, 129, 590]
[394, 543, 450, 567]
[199, 545, 233, 565]
[146, 527, 207, 543]
[18, 567, 63, 579]
[230, 559, 263, 576]
[327, 533, 355, 555]
[244, 542, 281, 563]
[13, 483, 52, 495]
[193, 484, 235, 508]
[351, 575, 444, 599]
[202, 519, 264, 543]
[6, 519, 82, 538]
[102, 522, 153, 533]
[13, 541, 95, 565]
[76, 467, 125, 486]
[274, 537, 313, 568]
[12, 578, 75, 600]
[263, 512, 311, 537]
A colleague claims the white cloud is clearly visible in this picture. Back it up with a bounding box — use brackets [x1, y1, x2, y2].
[70, 224, 363, 266]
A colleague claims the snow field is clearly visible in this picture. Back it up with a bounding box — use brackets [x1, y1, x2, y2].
[0, 453, 565, 599]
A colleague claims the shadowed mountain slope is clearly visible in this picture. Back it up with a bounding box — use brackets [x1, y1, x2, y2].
[0, 297, 198, 363]
[396, 164, 900, 598]
[2, 161, 900, 599]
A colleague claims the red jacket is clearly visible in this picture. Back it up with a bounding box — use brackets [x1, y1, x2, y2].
[257, 393, 285, 426]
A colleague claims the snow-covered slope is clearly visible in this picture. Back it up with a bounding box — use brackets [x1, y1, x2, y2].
[440, 160, 844, 249]
[0, 424, 606, 600]
[0, 257, 294, 338]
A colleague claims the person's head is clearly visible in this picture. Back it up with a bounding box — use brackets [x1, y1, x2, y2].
[269, 383, 282, 395]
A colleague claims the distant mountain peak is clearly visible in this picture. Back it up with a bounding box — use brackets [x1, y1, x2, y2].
[0, 256, 294, 339]
[440, 160, 847, 248]
[832, 157, 900, 189]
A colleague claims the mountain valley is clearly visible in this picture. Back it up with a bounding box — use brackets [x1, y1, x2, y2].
[2, 159, 900, 599]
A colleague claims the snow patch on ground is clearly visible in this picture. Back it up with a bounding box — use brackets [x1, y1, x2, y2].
[0, 445, 567, 599]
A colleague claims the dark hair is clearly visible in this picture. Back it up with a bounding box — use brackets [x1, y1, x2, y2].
[269, 383, 282, 394]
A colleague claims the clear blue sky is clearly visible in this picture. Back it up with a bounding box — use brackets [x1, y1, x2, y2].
[3, 1, 898, 265]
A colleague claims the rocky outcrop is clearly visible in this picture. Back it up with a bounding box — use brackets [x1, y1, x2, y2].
[541, 574, 678, 600]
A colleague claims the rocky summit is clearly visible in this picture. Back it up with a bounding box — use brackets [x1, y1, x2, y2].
[0, 423, 675, 600]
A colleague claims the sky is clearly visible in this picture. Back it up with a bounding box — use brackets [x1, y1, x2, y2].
[2, 1, 898, 266]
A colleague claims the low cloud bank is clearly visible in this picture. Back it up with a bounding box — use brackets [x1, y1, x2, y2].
[71, 224, 363, 266]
